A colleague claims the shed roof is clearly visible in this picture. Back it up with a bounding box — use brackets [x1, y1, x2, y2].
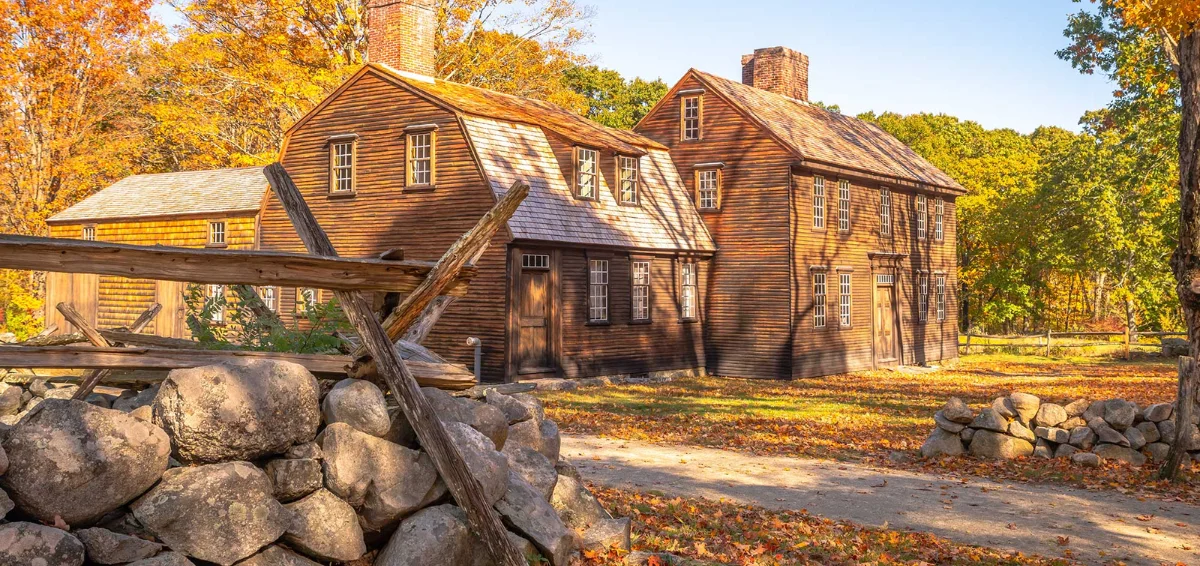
[48, 167, 267, 224]
[689, 70, 965, 193]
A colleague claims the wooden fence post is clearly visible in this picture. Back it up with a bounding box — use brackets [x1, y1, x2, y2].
[263, 163, 526, 566]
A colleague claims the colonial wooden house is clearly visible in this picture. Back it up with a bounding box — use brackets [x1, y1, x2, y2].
[44, 168, 268, 338]
[44, 1, 963, 382]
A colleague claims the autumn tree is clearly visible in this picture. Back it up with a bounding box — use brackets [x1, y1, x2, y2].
[561, 65, 668, 129]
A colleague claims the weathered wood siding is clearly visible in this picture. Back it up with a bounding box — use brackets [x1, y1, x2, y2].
[555, 247, 707, 378]
[46, 215, 257, 335]
[260, 70, 512, 381]
[635, 74, 795, 379]
[788, 170, 958, 378]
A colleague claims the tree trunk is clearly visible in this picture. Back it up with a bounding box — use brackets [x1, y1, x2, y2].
[1162, 29, 1200, 481]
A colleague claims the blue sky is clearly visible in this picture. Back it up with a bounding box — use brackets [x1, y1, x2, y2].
[582, 0, 1113, 133]
[151, 0, 1113, 133]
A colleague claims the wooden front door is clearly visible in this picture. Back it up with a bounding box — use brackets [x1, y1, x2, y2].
[156, 280, 188, 339]
[515, 252, 557, 375]
[874, 274, 899, 366]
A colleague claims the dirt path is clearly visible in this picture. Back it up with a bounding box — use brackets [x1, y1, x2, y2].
[563, 434, 1200, 566]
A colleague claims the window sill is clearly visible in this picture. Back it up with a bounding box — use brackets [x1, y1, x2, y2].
[629, 319, 652, 326]
[680, 318, 699, 324]
[404, 184, 437, 193]
[205, 243, 228, 249]
[327, 191, 357, 200]
[574, 195, 599, 203]
[698, 208, 720, 213]
[585, 320, 611, 327]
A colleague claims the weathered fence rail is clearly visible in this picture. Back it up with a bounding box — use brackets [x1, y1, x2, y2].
[961, 328, 1187, 359]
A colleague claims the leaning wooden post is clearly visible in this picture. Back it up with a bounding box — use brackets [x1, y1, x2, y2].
[1161, 356, 1197, 480]
[57, 303, 113, 400]
[263, 163, 525, 566]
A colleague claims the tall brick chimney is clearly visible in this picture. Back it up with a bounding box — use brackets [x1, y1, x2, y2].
[741, 46, 809, 102]
[368, 0, 437, 77]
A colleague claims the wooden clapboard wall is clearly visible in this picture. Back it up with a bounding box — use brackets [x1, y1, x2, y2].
[46, 215, 258, 337]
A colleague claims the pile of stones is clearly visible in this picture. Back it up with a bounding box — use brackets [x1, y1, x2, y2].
[0, 359, 628, 565]
[920, 392, 1200, 467]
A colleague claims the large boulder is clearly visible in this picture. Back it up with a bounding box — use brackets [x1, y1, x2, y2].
[1007, 421, 1036, 443]
[551, 473, 611, 531]
[376, 504, 528, 566]
[1136, 421, 1161, 444]
[991, 397, 1016, 420]
[421, 388, 508, 449]
[1063, 398, 1090, 418]
[131, 462, 291, 566]
[486, 390, 534, 424]
[1008, 393, 1040, 424]
[933, 411, 964, 433]
[1068, 426, 1097, 450]
[1145, 442, 1171, 462]
[1103, 399, 1137, 431]
[320, 423, 445, 531]
[941, 398, 974, 424]
[1123, 425, 1147, 450]
[283, 489, 365, 563]
[1034, 426, 1069, 444]
[581, 517, 632, 552]
[1144, 402, 1174, 423]
[1089, 418, 1130, 447]
[495, 472, 574, 566]
[0, 383, 22, 416]
[1158, 419, 1177, 444]
[75, 527, 163, 564]
[321, 379, 390, 437]
[1034, 403, 1067, 428]
[2, 399, 170, 525]
[0, 523, 84, 566]
[920, 428, 964, 458]
[969, 407, 1008, 432]
[443, 421, 510, 506]
[1092, 443, 1147, 466]
[234, 546, 320, 566]
[505, 446, 558, 501]
[152, 360, 321, 464]
[968, 430, 1033, 459]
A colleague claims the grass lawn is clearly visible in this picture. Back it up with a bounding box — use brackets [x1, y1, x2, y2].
[541, 354, 1200, 502]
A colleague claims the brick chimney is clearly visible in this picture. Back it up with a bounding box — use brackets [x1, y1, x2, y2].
[368, 0, 437, 77]
[741, 46, 809, 102]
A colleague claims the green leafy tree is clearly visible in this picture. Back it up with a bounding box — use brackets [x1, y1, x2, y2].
[184, 285, 351, 354]
[561, 65, 668, 129]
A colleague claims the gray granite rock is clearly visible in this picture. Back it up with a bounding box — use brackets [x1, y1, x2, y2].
[921, 427, 965, 458]
[968, 430, 1033, 459]
[941, 397, 974, 424]
[1008, 392, 1040, 423]
[75, 527, 162, 564]
[322, 379, 390, 437]
[0, 523, 84, 566]
[265, 458, 322, 502]
[283, 489, 365, 563]
[934, 411, 965, 433]
[1093, 443, 1147, 466]
[1034, 403, 1067, 428]
[495, 472, 574, 566]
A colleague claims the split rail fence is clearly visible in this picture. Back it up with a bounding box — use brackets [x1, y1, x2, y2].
[960, 329, 1187, 359]
[0, 163, 533, 566]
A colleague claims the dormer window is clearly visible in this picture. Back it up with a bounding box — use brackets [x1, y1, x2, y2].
[681, 95, 702, 141]
[328, 135, 357, 194]
[208, 220, 226, 247]
[405, 124, 438, 189]
[618, 155, 639, 204]
[575, 147, 598, 199]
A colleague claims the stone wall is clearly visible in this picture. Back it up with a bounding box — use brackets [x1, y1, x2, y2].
[0, 360, 627, 565]
[921, 393, 1199, 467]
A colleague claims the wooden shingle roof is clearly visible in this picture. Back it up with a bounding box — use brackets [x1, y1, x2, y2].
[690, 70, 966, 193]
[48, 167, 267, 224]
[463, 115, 715, 252]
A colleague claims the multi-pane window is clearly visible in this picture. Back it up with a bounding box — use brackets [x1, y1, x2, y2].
[879, 188, 892, 236]
[934, 198, 945, 241]
[260, 286, 278, 313]
[631, 261, 650, 321]
[407, 131, 434, 186]
[588, 259, 609, 322]
[812, 175, 826, 229]
[680, 261, 697, 320]
[521, 254, 549, 269]
[838, 180, 851, 232]
[618, 156, 639, 204]
[331, 140, 355, 193]
[839, 272, 852, 327]
[936, 274, 947, 321]
[208, 220, 226, 246]
[297, 288, 316, 312]
[81, 226, 96, 241]
[208, 284, 225, 323]
[576, 148, 598, 199]
[917, 272, 929, 323]
[915, 195, 927, 240]
[682, 96, 701, 140]
[812, 271, 827, 328]
[697, 169, 719, 210]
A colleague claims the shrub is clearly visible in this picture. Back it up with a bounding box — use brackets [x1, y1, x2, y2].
[184, 284, 351, 354]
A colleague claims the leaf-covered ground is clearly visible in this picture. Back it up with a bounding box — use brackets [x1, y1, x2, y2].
[581, 486, 1071, 565]
[542, 354, 1200, 503]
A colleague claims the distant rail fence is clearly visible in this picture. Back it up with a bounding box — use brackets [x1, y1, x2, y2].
[959, 329, 1186, 358]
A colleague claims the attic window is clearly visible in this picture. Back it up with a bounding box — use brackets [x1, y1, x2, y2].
[208, 220, 226, 247]
[695, 168, 720, 210]
[681, 96, 701, 141]
[575, 147, 598, 200]
[329, 137, 356, 194]
[81, 226, 96, 241]
[618, 155, 639, 204]
[406, 127, 436, 189]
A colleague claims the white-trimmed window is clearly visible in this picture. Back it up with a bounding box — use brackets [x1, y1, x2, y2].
[879, 188, 892, 236]
[934, 198, 945, 241]
[330, 140, 355, 193]
[838, 272, 852, 327]
[813, 175, 826, 229]
[576, 147, 598, 199]
[81, 226, 96, 241]
[297, 287, 317, 312]
[696, 169, 720, 210]
[680, 261, 698, 320]
[407, 131, 434, 186]
[838, 180, 850, 232]
[936, 274, 947, 322]
[259, 286, 278, 313]
[631, 261, 650, 321]
[207, 284, 226, 323]
[681, 96, 701, 140]
[588, 259, 609, 322]
[618, 155, 639, 204]
[917, 272, 929, 323]
[812, 270, 827, 328]
[915, 195, 927, 240]
[208, 220, 226, 246]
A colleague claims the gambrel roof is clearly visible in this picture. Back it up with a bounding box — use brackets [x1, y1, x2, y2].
[48, 167, 268, 224]
[685, 70, 966, 193]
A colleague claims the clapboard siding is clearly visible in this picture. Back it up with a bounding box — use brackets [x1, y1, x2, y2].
[556, 248, 707, 378]
[635, 74, 795, 379]
[46, 215, 257, 335]
[261, 70, 513, 381]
